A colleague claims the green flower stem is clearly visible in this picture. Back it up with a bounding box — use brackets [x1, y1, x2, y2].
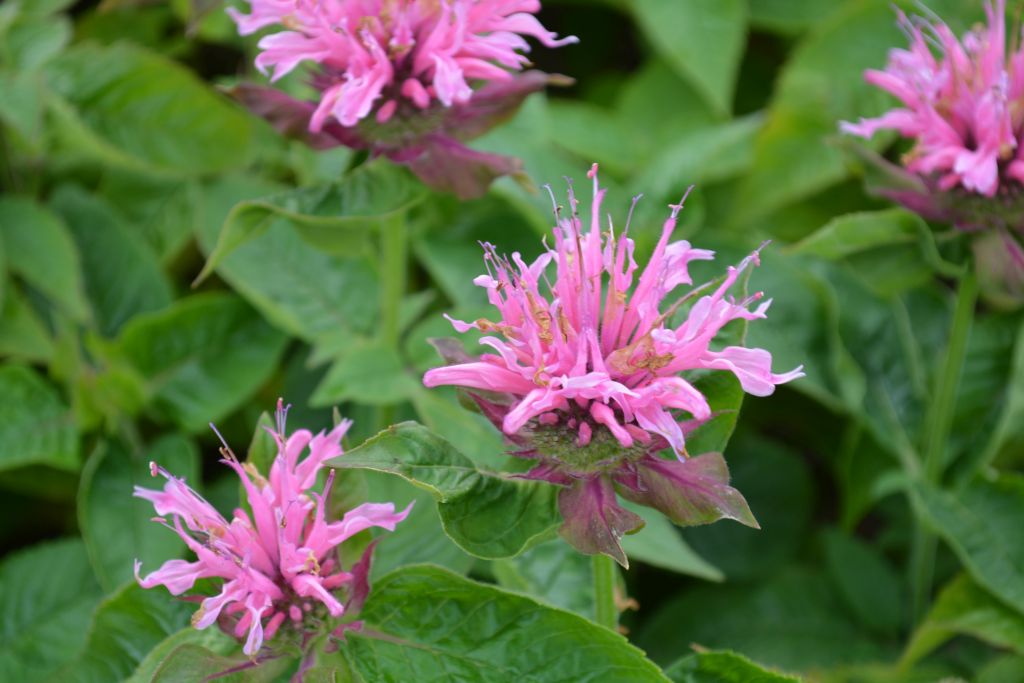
[910, 267, 978, 623]
[592, 553, 618, 631]
[377, 211, 407, 430]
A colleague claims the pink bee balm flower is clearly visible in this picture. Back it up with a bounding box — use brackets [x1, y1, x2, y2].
[227, 0, 577, 198]
[423, 166, 803, 565]
[840, 0, 1024, 306]
[134, 401, 411, 656]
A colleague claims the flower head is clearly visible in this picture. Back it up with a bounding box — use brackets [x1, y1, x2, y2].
[840, 0, 1024, 306]
[134, 401, 411, 656]
[228, 0, 576, 197]
[423, 166, 802, 564]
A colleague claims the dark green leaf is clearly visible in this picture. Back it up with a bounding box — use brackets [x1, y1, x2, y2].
[329, 422, 560, 559]
[0, 286, 53, 362]
[56, 583, 191, 683]
[823, 529, 906, 637]
[50, 186, 172, 337]
[196, 176, 379, 346]
[902, 574, 1024, 666]
[0, 196, 88, 321]
[914, 473, 1024, 617]
[0, 539, 103, 683]
[791, 209, 922, 261]
[116, 293, 288, 432]
[78, 436, 199, 592]
[630, 0, 746, 116]
[0, 364, 77, 472]
[342, 565, 670, 682]
[637, 568, 892, 670]
[664, 650, 801, 683]
[492, 540, 594, 619]
[46, 42, 255, 175]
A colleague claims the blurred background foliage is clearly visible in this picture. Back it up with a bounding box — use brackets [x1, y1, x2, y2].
[2, 0, 1024, 681]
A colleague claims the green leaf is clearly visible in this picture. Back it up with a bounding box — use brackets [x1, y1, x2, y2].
[734, 1, 903, 225]
[630, 0, 746, 116]
[116, 293, 288, 432]
[97, 173, 201, 263]
[50, 185, 172, 337]
[1, 14, 70, 70]
[245, 410, 277, 475]
[0, 196, 88, 321]
[341, 565, 671, 682]
[823, 529, 906, 637]
[791, 209, 922, 260]
[664, 650, 801, 683]
[148, 643, 289, 683]
[914, 472, 1024, 617]
[56, 583, 191, 683]
[902, 574, 1024, 666]
[329, 422, 560, 559]
[311, 340, 419, 407]
[0, 539, 103, 683]
[410, 388, 509, 470]
[620, 502, 723, 581]
[637, 567, 892, 670]
[747, 0, 843, 34]
[126, 628, 238, 683]
[195, 176, 380, 346]
[197, 161, 426, 283]
[0, 286, 53, 362]
[78, 436, 199, 592]
[45, 42, 254, 176]
[968, 316, 1024, 473]
[492, 540, 594, 619]
[685, 372, 744, 456]
[0, 364, 77, 472]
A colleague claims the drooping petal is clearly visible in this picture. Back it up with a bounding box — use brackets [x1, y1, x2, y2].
[557, 476, 645, 568]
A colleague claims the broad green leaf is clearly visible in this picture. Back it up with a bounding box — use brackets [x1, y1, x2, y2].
[198, 161, 426, 282]
[116, 293, 288, 432]
[46, 42, 254, 175]
[915, 473, 1024, 617]
[78, 436, 199, 592]
[630, 0, 746, 116]
[1, 14, 70, 70]
[56, 583, 191, 683]
[0, 196, 88, 321]
[196, 175, 380, 346]
[148, 643, 291, 683]
[632, 115, 762, 198]
[0, 364, 77, 472]
[365, 471, 475, 579]
[902, 574, 1024, 666]
[126, 628, 238, 683]
[97, 173, 200, 263]
[492, 540, 594, 619]
[620, 502, 723, 581]
[0, 69, 45, 145]
[664, 650, 800, 683]
[748, 0, 845, 34]
[342, 565, 671, 682]
[50, 186, 172, 337]
[967, 316, 1024, 474]
[329, 422, 560, 559]
[978, 655, 1024, 683]
[823, 529, 906, 637]
[637, 568, 892, 670]
[311, 340, 419, 407]
[791, 209, 922, 260]
[734, 1, 902, 225]
[411, 388, 509, 471]
[0, 286, 53, 362]
[0, 539, 103, 683]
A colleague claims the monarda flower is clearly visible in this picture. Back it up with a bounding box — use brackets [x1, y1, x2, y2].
[228, 0, 577, 198]
[134, 402, 410, 656]
[840, 0, 1024, 302]
[423, 166, 803, 565]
